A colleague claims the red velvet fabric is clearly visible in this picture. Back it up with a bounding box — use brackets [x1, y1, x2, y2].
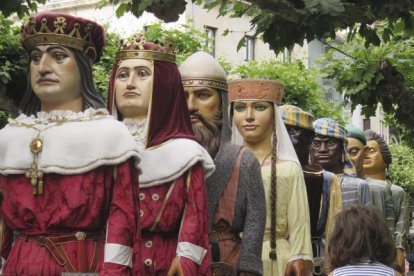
[107, 44, 196, 149]
[134, 163, 210, 275]
[147, 60, 195, 147]
[0, 160, 139, 275]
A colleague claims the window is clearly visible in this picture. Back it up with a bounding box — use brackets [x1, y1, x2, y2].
[244, 36, 255, 61]
[205, 26, 216, 56]
[363, 118, 371, 131]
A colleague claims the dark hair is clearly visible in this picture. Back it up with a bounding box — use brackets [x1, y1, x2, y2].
[325, 205, 396, 272]
[364, 129, 392, 165]
[20, 49, 105, 115]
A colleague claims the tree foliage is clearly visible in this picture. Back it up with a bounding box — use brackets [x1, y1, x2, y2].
[97, 0, 187, 22]
[388, 143, 414, 195]
[226, 59, 344, 123]
[321, 19, 414, 145]
[0, 13, 27, 126]
[194, 0, 414, 53]
[0, 0, 46, 18]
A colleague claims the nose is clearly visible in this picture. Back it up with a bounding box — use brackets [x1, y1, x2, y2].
[246, 107, 254, 122]
[319, 142, 328, 152]
[126, 73, 136, 90]
[187, 93, 198, 113]
[38, 55, 52, 75]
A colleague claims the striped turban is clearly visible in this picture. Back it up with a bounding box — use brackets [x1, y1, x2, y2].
[314, 118, 356, 175]
[314, 118, 347, 143]
[279, 105, 314, 131]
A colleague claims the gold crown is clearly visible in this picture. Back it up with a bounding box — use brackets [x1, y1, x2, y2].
[21, 15, 99, 61]
[115, 33, 176, 63]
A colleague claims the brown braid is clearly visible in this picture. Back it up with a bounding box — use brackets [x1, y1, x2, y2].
[269, 123, 277, 260]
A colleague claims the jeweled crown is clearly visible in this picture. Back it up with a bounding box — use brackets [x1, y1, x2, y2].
[21, 12, 105, 63]
[115, 33, 176, 63]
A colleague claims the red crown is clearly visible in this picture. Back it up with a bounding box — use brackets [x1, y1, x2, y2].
[116, 33, 176, 63]
[21, 12, 105, 63]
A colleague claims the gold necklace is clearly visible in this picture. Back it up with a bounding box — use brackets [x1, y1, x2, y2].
[260, 151, 272, 167]
[11, 118, 70, 195]
[9, 110, 108, 195]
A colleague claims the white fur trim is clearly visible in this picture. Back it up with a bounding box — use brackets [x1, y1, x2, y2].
[104, 243, 133, 267]
[0, 115, 140, 175]
[176, 241, 207, 265]
[139, 139, 215, 187]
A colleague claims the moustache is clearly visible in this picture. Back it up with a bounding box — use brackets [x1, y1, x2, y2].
[190, 112, 216, 130]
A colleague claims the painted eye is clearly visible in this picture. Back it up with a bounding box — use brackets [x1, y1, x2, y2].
[137, 69, 150, 78]
[234, 105, 246, 112]
[117, 71, 129, 79]
[197, 91, 212, 100]
[312, 141, 321, 148]
[30, 52, 41, 63]
[54, 52, 67, 61]
[255, 104, 268, 111]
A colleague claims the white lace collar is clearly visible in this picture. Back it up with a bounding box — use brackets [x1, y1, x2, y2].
[123, 118, 148, 149]
[11, 108, 110, 125]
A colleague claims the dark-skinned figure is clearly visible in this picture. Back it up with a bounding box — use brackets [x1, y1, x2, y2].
[280, 105, 342, 275]
[310, 118, 371, 208]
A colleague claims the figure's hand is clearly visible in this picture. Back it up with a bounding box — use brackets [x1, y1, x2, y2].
[284, 260, 312, 276]
[167, 256, 184, 276]
[395, 248, 405, 274]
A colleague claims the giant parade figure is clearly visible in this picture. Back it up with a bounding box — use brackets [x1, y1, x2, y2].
[229, 79, 312, 276]
[310, 118, 371, 208]
[179, 51, 266, 276]
[363, 129, 407, 273]
[0, 12, 140, 275]
[279, 105, 342, 274]
[107, 35, 214, 275]
[346, 126, 394, 231]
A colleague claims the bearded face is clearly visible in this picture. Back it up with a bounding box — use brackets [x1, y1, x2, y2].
[190, 110, 222, 158]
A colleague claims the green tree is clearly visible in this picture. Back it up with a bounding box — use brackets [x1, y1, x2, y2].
[388, 143, 414, 195]
[194, 0, 414, 53]
[321, 19, 414, 145]
[226, 59, 344, 122]
[0, 13, 27, 126]
[0, 0, 46, 18]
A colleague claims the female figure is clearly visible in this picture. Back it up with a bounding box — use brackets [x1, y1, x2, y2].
[326, 205, 401, 276]
[229, 79, 312, 276]
[0, 12, 140, 275]
[108, 34, 214, 275]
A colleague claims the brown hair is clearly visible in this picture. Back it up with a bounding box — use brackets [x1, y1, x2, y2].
[325, 205, 396, 272]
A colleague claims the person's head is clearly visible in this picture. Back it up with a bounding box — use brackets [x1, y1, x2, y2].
[346, 125, 368, 178]
[311, 118, 352, 174]
[325, 205, 396, 272]
[363, 129, 392, 176]
[229, 79, 283, 147]
[279, 105, 314, 166]
[179, 51, 227, 157]
[19, 12, 106, 115]
[108, 33, 194, 149]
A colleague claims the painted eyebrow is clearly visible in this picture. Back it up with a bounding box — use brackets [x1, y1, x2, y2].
[192, 87, 214, 93]
[32, 46, 70, 54]
[118, 66, 151, 70]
